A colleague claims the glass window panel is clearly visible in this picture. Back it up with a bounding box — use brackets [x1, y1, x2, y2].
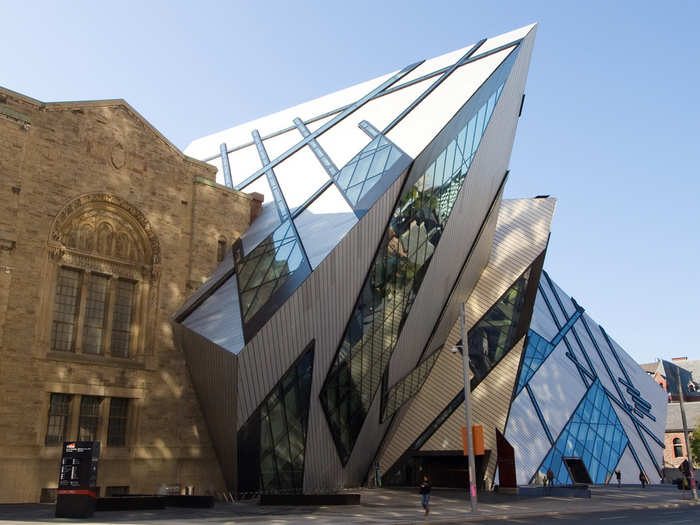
[51, 268, 81, 352]
[83, 274, 109, 355]
[107, 398, 129, 447]
[78, 396, 102, 441]
[45, 393, 72, 446]
[111, 279, 134, 358]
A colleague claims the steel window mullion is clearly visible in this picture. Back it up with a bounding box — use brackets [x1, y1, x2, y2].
[235, 60, 424, 191]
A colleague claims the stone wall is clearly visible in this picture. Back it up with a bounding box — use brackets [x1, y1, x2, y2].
[0, 87, 256, 502]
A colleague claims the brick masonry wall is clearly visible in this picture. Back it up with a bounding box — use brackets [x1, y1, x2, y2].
[0, 88, 256, 502]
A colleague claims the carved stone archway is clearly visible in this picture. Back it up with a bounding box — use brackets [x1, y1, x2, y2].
[48, 193, 161, 282]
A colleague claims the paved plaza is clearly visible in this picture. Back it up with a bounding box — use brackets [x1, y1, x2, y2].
[0, 486, 698, 524]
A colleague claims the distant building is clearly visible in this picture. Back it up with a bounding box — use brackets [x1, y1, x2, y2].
[643, 358, 700, 401]
[641, 358, 699, 470]
[664, 403, 700, 468]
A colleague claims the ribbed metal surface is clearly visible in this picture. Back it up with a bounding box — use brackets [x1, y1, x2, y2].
[378, 196, 555, 476]
[420, 338, 524, 488]
[505, 387, 552, 485]
[172, 322, 238, 491]
[527, 341, 587, 442]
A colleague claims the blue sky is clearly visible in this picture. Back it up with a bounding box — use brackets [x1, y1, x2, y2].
[3, 1, 698, 364]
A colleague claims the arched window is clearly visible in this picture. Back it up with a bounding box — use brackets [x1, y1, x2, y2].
[673, 437, 683, 458]
[47, 194, 160, 359]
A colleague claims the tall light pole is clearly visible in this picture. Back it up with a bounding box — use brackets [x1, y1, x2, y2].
[676, 367, 698, 500]
[459, 302, 478, 513]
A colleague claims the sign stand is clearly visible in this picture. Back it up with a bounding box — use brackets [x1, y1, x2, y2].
[55, 441, 100, 518]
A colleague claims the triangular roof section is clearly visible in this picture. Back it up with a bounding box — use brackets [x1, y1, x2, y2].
[0, 85, 210, 171]
[184, 23, 536, 172]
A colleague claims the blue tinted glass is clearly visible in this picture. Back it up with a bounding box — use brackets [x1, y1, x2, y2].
[533, 380, 630, 485]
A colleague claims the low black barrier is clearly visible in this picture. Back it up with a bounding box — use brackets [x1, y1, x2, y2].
[95, 494, 214, 511]
[260, 493, 361, 506]
[96, 496, 165, 511]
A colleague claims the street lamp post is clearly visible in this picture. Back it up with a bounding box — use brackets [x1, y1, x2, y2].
[459, 302, 478, 513]
[676, 367, 698, 500]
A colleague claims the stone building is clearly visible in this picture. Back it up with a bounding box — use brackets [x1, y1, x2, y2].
[0, 86, 261, 503]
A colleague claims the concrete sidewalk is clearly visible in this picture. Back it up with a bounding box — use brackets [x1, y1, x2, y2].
[0, 486, 697, 524]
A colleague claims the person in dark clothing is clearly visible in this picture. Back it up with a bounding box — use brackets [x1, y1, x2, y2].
[419, 475, 431, 516]
[546, 468, 554, 487]
[615, 470, 621, 487]
[639, 470, 647, 488]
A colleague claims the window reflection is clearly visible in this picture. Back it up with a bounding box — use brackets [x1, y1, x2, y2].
[320, 47, 520, 464]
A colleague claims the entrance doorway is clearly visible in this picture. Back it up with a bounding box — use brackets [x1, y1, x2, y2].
[384, 451, 491, 489]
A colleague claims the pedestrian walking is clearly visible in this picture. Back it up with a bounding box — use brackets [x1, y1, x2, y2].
[419, 475, 431, 516]
[639, 470, 647, 488]
[615, 470, 621, 487]
[546, 468, 554, 487]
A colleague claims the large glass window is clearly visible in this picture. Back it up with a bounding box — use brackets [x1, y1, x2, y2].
[320, 47, 520, 464]
[111, 279, 134, 358]
[468, 274, 528, 384]
[82, 274, 109, 354]
[536, 380, 629, 485]
[237, 344, 314, 495]
[51, 268, 82, 351]
[235, 220, 305, 326]
[78, 396, 102, 441]
[107, 398, 129, 447]
[45, 393, 72, 446]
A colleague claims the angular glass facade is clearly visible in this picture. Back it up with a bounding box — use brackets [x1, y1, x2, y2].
[535, 379, 628, 485]
[320, 48, 520, 464]
[382, 349, 440, 422]
[334, 134, 405, 212]
[234, 219, 310, 327]
[237, 343, 314, 495]
[515, 330, 554, 395]
[468, 272, 529, 384]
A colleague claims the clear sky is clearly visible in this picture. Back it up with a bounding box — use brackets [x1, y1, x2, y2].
[3, 1, 698, 365]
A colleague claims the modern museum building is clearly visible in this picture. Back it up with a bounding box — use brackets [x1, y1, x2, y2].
[175, 23, 667, 495]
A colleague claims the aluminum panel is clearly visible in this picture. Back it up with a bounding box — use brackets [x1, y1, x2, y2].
[527, 340, 587, 442]
[181, 273, 244, 355]
[505, 390, 552, 485]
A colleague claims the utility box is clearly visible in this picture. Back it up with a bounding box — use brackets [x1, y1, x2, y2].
[55, 441, 100, 518]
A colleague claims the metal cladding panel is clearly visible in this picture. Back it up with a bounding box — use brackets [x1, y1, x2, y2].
[420, 339, 524, 488]
[613, 338, 667, 439]
[442, 198, 555, 356]
[505, 389, 552, 485]
[386, 46, 516, 159]
[570, 314, 620, 401]
[378, 348, 464, 474]
[614, 445, 639, 483]
[171, 322, 237, 491]
[526, 340, 587, 442]
[303, 170, 409, 492]
[175, 250, 234, 320]
[181, 273, 244, 354]
[610, 401, 660, 481]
